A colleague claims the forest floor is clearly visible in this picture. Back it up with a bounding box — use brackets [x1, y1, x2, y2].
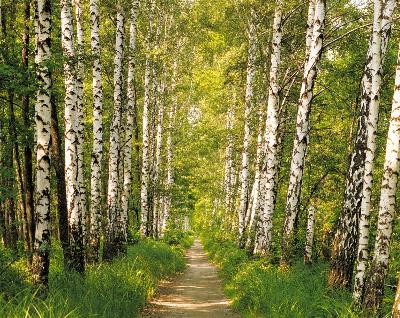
[142, 239, 241, 318]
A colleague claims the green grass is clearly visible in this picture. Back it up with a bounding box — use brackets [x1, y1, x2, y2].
[0, 239, 186, 318]
[201, 234, 392, 318]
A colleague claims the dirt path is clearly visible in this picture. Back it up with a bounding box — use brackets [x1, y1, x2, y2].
[142, 239, 241, 318]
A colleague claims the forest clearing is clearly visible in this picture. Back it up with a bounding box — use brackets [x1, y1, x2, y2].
[2, 0, 400, 317]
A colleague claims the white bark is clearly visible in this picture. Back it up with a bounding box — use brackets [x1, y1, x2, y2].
[353, 0, 395, 302]
[121, 0, 139, 242]
[280, 0, 325, 263]
[161, 60, 178, 236]
[61, 0, 84, 271]
[223, 105, 235, 214]
[363, 44, 400, 310]
[105, 6, 124, 258]
[253, 0, 283, 255]
[238, 7, 257, 242]
[74, 0, 86, 242]
[304, 205, 316, 264]
[152, 76, 165, 238]
[88, 0, 103, 261]
[32, 0, 51, 286]
[140, 0, 156, 236]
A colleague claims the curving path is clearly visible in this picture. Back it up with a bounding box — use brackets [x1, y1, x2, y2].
[142, 239, 241, 318]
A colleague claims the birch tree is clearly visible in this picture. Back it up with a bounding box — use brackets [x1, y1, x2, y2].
[122, 0, 139, 243]
[304, 205, 316, 264]
[32, 0, 52, 288]
[104, 5, 124, 259]
[353, 0, 395, 301]
[362, 44, 400, 311]
[161, 60, 178, 236]
[280, 0, 326, 265]
[252, 0, 284, 255]
[61, 0, 84, 273]
[88, 0, 103, 263]
[329, 0, 394, 289]
[223, 104, 235, 215]
[140, 0, 155, 236]
[74, 0, 86, 243]
[238, 7, 256, 245]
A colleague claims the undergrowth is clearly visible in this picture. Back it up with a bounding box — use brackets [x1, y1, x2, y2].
[201, 233, 394, 318]
[0, 237, 189, 318]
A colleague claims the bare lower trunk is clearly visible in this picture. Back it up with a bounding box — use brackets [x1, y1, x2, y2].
[304, 205, 316, 264]
[329, 0, 394, 290]
[140, 0, 156, 236]
[280, 0, 326, 265]
[87, 0, 103, 263]
[362, 42, 400, 312]
[238, 7, 257, 244]
[104, 6, 125, 260]
[61, 0, 84, 273]
[253, 0, 283, 255]
[32, 0, 52, 289]
[353, 0, 395, 302]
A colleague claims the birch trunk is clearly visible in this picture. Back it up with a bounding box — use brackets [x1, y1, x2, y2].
[104, 6, 124, 260]
[353, 0, 395, 302]
[238, 7, 256, 244]
[32, 0, 51, 288]
[87, 0, 103, 263]
[224, 105, 235, 214]
[304, 205, 316, 264]
[243, 106, 264, 247]
[121, 0, 139, 243]
[152, 78, 165, 238]
[61, 0, 84, 273]
[74, 0, 86, 244]
[362, 44, 400, 311]
[140, 0, 155, 236]
[329, 0, 394, 289]
[252, 0, 283, 255]
[280, 0, 325, 265]
[161, 60, 178, 236]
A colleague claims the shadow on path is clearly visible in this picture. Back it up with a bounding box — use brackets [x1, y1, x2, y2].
[142, 239, 241, 318]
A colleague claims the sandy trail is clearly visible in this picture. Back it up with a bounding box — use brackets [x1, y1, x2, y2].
[142, 239, 241, 318]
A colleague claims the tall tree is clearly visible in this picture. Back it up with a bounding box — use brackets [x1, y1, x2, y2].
[74, 0, 86, 243]
[140, 0, 156, 236]
[353, 0, 395, 301]
[280, 0, 326, 265]
[31, 0, 52, 289]
[61, 0, 84, 273]
[161, 59, 178, 236]
[238, 6, 257, 245]
[104, 4, 125, 259]
[362, 43, 400, 312]
[87, 0, 103, 263]
[253, 0, 284, 255]
[122, 0, 139, 242]
[329, 0, 394, 289]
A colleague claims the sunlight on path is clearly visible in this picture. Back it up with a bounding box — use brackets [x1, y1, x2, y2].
[142, 240, 241, 318]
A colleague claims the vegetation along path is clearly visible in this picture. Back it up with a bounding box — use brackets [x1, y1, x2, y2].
[144, 239, 241, 318]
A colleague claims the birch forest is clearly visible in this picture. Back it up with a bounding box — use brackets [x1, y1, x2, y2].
[3, 0, 400, 317]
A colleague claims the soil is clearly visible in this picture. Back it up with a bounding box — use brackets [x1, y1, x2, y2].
[142, 239, 241, 317]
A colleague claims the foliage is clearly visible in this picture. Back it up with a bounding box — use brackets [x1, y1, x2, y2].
[201, 233, 397, 318]
[0, 240, 186, 318]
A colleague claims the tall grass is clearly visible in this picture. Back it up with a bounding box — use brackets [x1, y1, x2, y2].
[0, 239, 186, 318]
[201, 234, 394, 318]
